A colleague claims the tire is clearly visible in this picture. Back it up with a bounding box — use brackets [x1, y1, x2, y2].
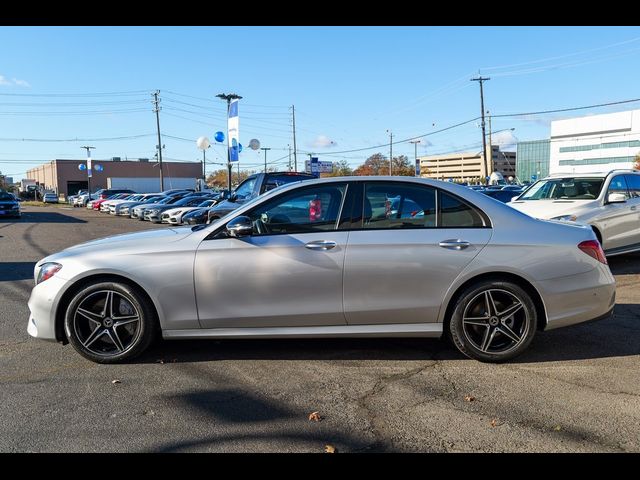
[64, 281, 158, 364]
[449, 280, 537, 363]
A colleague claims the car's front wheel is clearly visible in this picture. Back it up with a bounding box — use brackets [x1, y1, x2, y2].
[449, 280, 537, 363]
[64, 281, 158, 363]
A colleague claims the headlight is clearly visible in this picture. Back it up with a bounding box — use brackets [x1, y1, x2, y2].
[551, 215, 578, 222]
[36, 262, 62, 285]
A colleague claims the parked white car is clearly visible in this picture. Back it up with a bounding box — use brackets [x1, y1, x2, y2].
[510, 169, 640, 256]
[43, 193, 58, 203]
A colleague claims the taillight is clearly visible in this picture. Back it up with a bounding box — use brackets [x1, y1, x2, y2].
[309, 198, 322, 221]
[578, 240, 607, 265]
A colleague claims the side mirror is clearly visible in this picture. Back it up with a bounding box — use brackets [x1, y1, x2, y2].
[226, 216, 253, 237]
[608, 192, 627, 203]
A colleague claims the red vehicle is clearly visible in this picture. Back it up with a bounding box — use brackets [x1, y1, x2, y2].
[91, 193, 132, 210]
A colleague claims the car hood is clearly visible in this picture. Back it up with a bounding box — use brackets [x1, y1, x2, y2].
[508, 199, 598, 219]
[38, 227, 194, 265]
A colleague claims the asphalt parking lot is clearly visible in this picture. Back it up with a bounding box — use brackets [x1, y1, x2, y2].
[1, 205, 639, 452]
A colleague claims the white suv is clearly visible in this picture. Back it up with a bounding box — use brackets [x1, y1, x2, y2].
[510, 169, 640, 256]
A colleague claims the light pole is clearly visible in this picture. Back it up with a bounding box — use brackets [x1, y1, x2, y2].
[196, 136, 211, 191]
[81, 146, 95, 199]
[216, 93, 242, 193]
[260, 147, 271, 172]
[409, 139, 421, 177]
[386, 129, 393, 175]
[484, 127, 515, 175]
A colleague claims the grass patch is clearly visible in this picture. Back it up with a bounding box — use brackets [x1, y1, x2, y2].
[21, 201, 68, 207]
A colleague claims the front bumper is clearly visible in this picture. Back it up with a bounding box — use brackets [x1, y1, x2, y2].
[27, 275, 71, 343]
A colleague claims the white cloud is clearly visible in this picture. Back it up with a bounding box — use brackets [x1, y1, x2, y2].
[308, 135, 337, 148]
[492, 130, 519, 151]
[13, 78, 30, 87]
[0, 74, 30, 87]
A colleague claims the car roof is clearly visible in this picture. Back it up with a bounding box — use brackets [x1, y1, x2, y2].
[545, 169, 638, 179]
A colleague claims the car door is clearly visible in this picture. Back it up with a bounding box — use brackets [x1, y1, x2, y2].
[343, 181, 492, 325]
[623, 174, 640, 247]
[194, 182, 349, 329]
[597, 175, 633, 250]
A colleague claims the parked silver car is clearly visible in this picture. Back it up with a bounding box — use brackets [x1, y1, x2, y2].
[510, 169, 640, 256]
[27, 177, 615, 364]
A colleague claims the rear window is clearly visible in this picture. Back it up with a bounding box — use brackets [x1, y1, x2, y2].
[263, 174, 314, 192]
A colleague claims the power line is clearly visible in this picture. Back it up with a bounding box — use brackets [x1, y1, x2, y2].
[0, 108, 149, 116]
[0, 134, 155, 142]
[490, 97, 640, 118]
[0, 90, 149, 97]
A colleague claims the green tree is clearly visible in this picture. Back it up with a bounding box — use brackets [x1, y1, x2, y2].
[323, 159, 352, 177]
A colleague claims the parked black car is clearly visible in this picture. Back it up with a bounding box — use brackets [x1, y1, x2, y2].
[0, 191, 21, 218]
[206, 172, 315, 223]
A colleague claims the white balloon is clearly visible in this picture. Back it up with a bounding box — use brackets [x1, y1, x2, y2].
[196, 136, 211, 150]
[249, 138, 261, 150]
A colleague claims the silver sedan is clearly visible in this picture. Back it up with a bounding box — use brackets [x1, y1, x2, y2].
[27, 177, 616, 364]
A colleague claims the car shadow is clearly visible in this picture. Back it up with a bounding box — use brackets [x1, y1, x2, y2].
[0, 262, 36, 281]
[136, 301, 640, 365]
[608, 252, 640, 275]
[6, 212, 87, 223]
[137, 337, 464, 364]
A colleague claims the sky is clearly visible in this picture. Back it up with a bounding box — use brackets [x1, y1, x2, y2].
[2, 26, 640, 181]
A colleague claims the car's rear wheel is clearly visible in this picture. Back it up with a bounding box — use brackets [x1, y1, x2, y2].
[64, 281, 157, 364]
[449, 280, 537, 363]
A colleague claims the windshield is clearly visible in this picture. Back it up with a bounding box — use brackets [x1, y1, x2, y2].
[518, 178, 604, 200]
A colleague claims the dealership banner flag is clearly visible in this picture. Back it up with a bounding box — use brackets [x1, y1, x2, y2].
[228, 99, 239, 162]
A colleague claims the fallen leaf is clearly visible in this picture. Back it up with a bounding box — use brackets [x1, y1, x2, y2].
[309, 411, 322, 422]
[553, 425, 562, 431]
[490, 419, 500, 427]
[156, 359, 165, 364]
[111, 379, 121, 384]
[324, 444, 336, 453]
[144, 410, 155, 416]
[464, 395, 476, 402]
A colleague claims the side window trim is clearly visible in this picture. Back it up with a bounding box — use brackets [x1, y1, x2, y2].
[607, 175, 630, 200]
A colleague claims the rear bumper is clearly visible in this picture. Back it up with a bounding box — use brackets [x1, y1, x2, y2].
[537, 264, 616, 330]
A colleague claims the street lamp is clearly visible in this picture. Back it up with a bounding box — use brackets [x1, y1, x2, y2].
[260, 147, 272, 173]
[409, 139, 421, 177]
[215, 93, 242, 193]
[81, 146, 95, 200]
[196, 136, 211, 191]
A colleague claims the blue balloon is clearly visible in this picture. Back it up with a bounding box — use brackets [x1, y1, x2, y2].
[78, 164, 87, 171]
[214, 131, 225, 143]
[238, 143, 243, 153]
[94, 164, 103, 172]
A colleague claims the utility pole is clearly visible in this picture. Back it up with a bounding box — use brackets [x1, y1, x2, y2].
[487, 110, 493, 176]
[216, 93, 243, 193]
[261, 147, 272, 172]
[471, 76, 490, 183]
[151, 90, 164, 191]
[387, 129, 393, 176]
[291, 105, 298, 172]
[81, 146, 95, 198]
[409, 139, 421, 177]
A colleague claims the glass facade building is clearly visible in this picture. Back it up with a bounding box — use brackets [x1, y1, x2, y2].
[516, 140, 550, 182]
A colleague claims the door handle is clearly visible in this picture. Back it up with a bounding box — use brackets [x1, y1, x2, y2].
[631, 206, 637, 211]
[305, 240, 337, 251]
[439, 239, 470, 250]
